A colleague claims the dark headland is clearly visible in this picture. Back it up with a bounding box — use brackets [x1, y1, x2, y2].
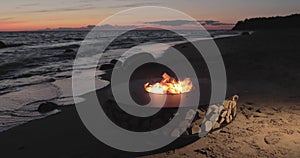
[232, 13, 300, 30]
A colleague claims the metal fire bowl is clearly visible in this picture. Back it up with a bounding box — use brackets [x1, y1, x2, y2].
[107, 78, 212, 108]
[95, 81, 237, 154]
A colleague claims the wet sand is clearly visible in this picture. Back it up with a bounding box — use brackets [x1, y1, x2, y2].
[0, 30, 300, 157]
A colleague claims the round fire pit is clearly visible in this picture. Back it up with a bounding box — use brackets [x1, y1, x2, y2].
[96, 62, 238, 151]
[96, 84, 238, 153]
[97, 80, 239, 141]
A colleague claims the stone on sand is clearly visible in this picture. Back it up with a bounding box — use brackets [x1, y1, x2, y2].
[204, 121, 213, 132]
[110, 59, 123, 65]
[99, 63, 115, 70]
[185, 109, 196, 120]
[191, 126, 201, 134]
[171, 129, 181, 137]
[38, 102, 58, 113]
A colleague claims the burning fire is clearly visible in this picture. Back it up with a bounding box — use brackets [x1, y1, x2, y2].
[144, 73, 193, 94]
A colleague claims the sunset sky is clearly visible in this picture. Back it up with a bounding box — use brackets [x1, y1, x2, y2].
[1, 0, 299, 31]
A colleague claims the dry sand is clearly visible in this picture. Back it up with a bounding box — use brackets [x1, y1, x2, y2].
[140, 30, 300, 157]
[140, 30, 300, 158]
[140, 97, 300, 158]
[0, 30, 299, 158]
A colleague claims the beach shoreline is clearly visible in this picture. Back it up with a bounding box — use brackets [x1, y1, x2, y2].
[0, 29, 239, 132]
[0, 30, 300, 157]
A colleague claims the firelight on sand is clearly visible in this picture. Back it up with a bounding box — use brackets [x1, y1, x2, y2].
[144, 73, 193, 94]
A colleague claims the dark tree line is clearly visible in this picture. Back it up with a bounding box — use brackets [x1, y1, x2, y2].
[232, 14, 300, 30]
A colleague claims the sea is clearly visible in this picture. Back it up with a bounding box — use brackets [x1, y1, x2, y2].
[0, 30, 240, 132]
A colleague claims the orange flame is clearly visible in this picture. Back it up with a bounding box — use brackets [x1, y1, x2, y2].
[144, 73, 193, 94]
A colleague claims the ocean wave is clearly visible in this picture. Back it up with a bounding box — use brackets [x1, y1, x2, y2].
[0, 41, 24, 49]
[0, 30, 238, 132]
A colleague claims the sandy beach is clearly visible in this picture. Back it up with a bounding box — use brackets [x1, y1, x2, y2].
[0, 30, 299, 158]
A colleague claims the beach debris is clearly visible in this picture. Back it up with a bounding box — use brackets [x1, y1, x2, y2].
[191, 125, 201, 134]
[110, 59, 123, 65]
[100, 93, 239, 137]
[209, 113, 219, 122]
[187, 93, 238, 134]
[38, 102, 58, 113]
[99, 63, 115, 71]
[171, 129, 181, 137]
[204, 121, 213, 132]
[185, 109, 196, 120]
[219, 95, 238, 124]
[213, 122, 221, 129]
[179, 120, 190, 129]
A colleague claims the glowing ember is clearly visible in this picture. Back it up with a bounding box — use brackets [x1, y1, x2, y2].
[144, 73, 193, 94]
